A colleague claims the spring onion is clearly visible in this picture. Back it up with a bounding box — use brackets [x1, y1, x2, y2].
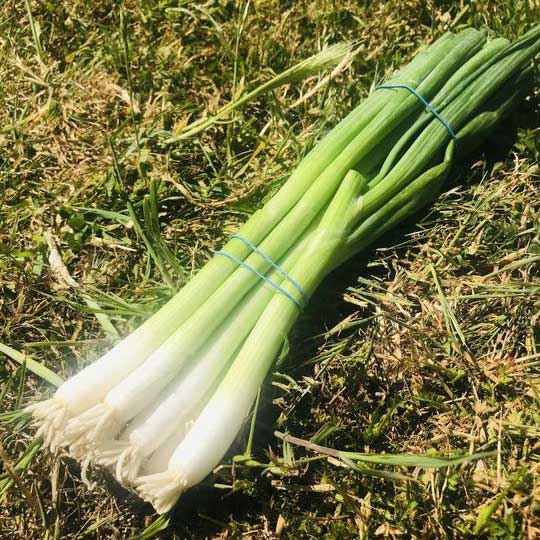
[27, 25, 540, 514]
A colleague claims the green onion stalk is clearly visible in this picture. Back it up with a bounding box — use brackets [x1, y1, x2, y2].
[27, 26, 539, 514]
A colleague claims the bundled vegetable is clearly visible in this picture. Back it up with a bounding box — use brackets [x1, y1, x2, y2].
[27, 25, 540, 513]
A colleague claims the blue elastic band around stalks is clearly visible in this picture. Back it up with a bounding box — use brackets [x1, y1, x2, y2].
[376, 84, 457, 143]
[230, 234, 308, 305]
[214, 238, 305, 308]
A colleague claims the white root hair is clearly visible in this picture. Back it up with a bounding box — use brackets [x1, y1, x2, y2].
[25, 398, 69, 452]
[94, 441, 144, 485]
[115, 444, 144, 484]
[63, 403, 121, 460]
[136, 471, 187, 514]
[93, 440, 129, 468]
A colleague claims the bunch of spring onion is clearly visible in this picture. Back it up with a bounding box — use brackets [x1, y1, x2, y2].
[27, 25, 540, 513]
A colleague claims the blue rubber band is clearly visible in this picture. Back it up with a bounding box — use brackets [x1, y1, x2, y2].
[376, 84, 457, 143]
[214, 249, 302, 308]
[230, 234, 308, 306]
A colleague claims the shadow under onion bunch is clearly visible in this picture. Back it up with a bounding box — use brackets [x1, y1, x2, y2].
[27, 26, 540, 513]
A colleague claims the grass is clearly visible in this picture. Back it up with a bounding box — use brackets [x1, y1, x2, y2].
[1, 0, 539, 538]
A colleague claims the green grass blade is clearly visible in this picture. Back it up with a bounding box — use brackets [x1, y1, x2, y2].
[277, 432, 492, 469]
[0, 343, 63, 387]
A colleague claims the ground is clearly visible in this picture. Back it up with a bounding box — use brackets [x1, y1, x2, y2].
[1, 1, 540, 539]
